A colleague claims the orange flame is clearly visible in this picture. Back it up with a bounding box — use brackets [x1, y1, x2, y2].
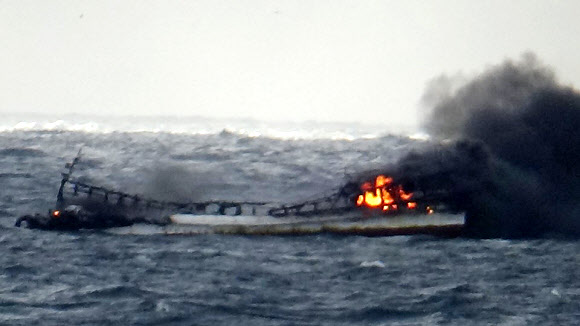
[356, 175, 415, 212]
[375, 175, 393, 188]
[364, 189, 383, 207]
[381, 189, 394, 204]
[398, 186, 413, 201]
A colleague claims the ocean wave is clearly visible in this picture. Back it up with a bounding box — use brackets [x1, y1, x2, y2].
[0, 148, 46, 158]
[0, 115, 413, 140]
[360, 260, 386, 268]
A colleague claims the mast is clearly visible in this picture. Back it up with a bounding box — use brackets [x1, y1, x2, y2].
[56, 148, 82, 204]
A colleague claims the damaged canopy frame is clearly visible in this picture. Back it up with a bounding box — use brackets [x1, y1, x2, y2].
[54, 150, 359, 218]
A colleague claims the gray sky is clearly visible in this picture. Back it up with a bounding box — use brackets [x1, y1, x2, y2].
[2, 1, 579, 126]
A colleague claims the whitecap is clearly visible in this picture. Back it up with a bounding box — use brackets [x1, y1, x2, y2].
[360, 260, 385, 268]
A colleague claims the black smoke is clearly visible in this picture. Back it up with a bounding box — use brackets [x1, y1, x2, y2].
[394, 53, 580, 238]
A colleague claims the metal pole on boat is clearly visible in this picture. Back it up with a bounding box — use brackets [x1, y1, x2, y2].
[57, 148, 82, 204]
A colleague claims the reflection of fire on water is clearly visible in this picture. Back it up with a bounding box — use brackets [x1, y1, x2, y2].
[356, 175, 434, 214]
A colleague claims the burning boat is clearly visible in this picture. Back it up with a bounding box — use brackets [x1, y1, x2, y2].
[15, 151, 464, 236]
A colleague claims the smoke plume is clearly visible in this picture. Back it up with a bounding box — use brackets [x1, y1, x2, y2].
[140, 164, 207, 203]
[398, 53, 580, 237]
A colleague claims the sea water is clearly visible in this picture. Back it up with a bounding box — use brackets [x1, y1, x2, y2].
[1, 115, 578, 325]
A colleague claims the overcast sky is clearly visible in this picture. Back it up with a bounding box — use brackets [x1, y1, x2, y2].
[2, 1, 579, 127]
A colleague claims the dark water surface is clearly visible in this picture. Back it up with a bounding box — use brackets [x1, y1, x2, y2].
[3, 230, 580, 325]
[1, 124, 579, 325]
